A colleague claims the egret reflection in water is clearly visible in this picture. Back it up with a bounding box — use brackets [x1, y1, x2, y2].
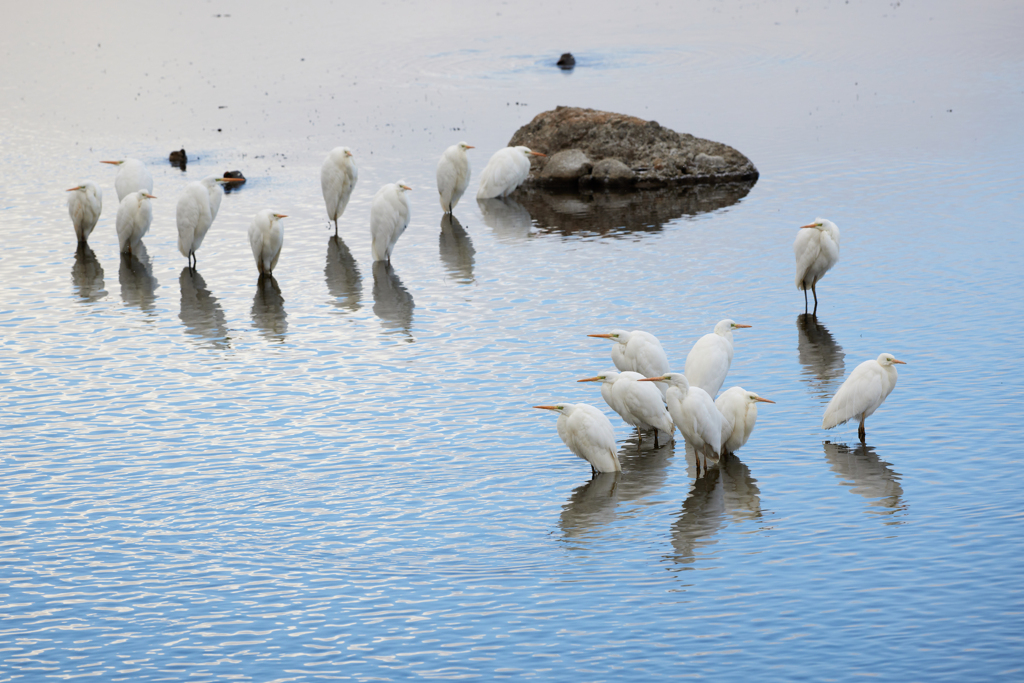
[796, 313, 846, 400]
[179, 268, 229, 349]
[71, 242, 106, 302]
[251, 274, 287, 342]
[324, 236, 362, 312]
[438, 214, 475, 284]
[822, 441, 906, 518]
[477, 196, 533, 241]
[372, 261, 414, 338]
[118, 244, 158, 313]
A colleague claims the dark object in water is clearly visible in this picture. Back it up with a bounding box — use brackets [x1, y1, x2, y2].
[169, 148, 187, 169]
[557, 53, 575, 69]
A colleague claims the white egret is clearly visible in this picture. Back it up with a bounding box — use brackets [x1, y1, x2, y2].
[101, 158, 153, 201]
[436, 142, 474, 213]
[578, 370, 675, 448]
[370, 182, 412, 263]
[533, 403, 621, 474]
[176, 176, 240, 269]
[115, 191, 156, 255]
[66, 182, 102, 243]
[794, 217, 840, 313]
[715, 387, 775, 455]
[641, 373, 721, 475]
[823, 353, 905, 442]
[587, 329, 671, 396]
[476, 146, 546, 199]
[321, 147, 358, 236]
[248, 210, 287, 276]
[684, 319, 751, 398]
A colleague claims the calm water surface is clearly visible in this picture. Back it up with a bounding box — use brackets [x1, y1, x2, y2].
[2, 1, 1023, 680]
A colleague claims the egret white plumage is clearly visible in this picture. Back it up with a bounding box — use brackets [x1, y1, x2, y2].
[715, 387, 775, 455]
[587, 329, 671, 396]
[823, 353, 905, 442]
[321, 147, 358, 236]
[641, 373, 721, 474]
[436, 142, 474, 213]
[684, 319, 751, 398]
[476, 146, 546, 199]
[101, 158, 153, 201]
[578, 370, 674, 448]
[370, 182, 412, 263]
[176, 176, 240, 268]
[248, 210, 287, 276]
[794, 217, 840, 313]
[66, 182, 102, 243]
[115, 191, 155, 255]
[533, 403, 621, 474]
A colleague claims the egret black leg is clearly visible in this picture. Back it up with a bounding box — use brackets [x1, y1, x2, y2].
[858, 418, 866, 443]
[654, 430, 660, 449]
[812, 284, 819, 315]
[804, 287, 808, 313]
[334, 220, 339, 237]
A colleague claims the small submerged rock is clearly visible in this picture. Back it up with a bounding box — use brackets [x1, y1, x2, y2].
[556, 53, 576, 69]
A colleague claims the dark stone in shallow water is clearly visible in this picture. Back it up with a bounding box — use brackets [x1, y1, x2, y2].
[169, 148, 187, 169]
[508, 106, 759, 189]
[557, 53, 576, 69]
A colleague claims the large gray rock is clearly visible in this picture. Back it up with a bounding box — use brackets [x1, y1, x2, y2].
[540, 149, 592, 183]
[507, 106, 759, 189]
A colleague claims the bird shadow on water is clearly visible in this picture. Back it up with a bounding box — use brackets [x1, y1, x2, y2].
[71, 242, 106, 302]
[372, 261, 414, 340]
[325, 236, 362, 313]
[477, 196, 533, 242]
[823, 441, 906, 521]
[439, 214, 475, 284]
[797, 313, 846, 400]
[251, 274, 287, 342]
[118, 245, 158, 314]
[179, 267, 230, 349]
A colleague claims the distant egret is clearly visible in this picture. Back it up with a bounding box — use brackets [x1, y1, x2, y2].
[715, 387, 775, 455]
[101, 158, 153, 201]
[66, 182, 102, 243]
[370, 182, 412, 263]
[534, 403, 621, 474]
[684, 319, 751, 398]
[321, 147, 358, 236]
[641, 373, 721, 475]
[115, 191, 156, 255]
[476, 146, 546, 199]
[588, 329, 671, 396]
[578, 370, 674, 448]
[823, 353, 905, 442]
[248, 210, 286, 276]
[437, 142, 474, 213]
[794, 217, 840, 313]
[176, 176, 240, 269]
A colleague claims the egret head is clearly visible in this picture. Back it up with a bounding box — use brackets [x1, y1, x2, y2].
[799, 217, 834, 231]
[397, 182, 412, 192]
[516, 146, 547, 158]
[140, 192, 156, 199]
[271, 213, 287, 220]
[877, 353, 906, 366]
[100, 160, 125, 166]
[534, 403, 571, 414]
[747, 392, 775, 405]
[587, 329, 629, 344]
[578, 370, 620, 385]
[213, 176, 245, 185]
[459, 142, 475, 151]
[66, 185, 86, 192]
[715, 319, 751, 335]
[344, 148, 354, 158]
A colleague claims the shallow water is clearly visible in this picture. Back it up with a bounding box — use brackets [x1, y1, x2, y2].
[2, 1, 1023, 680]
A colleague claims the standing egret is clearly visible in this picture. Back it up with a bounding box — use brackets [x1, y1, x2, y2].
[321, 147, 358, 236]
[684, 319, 751, 398]
[248, 210, 287, 276]
[823, 353, 905, 442]
[115, 191, 156, 255]
[794, 217, 840, 313]
[641, 373, 721, 475]
[370, 182, 412, 263]
[588, 329, 671, 396]
[578, 370, 674, 448]
[101, 158, 153, 201]
[715, 387, 775, 455]
[476, 146, 546, 199]
[533, 403, 621, 474]
[176, 176, 240, 269]
[437, 142, 474, 213]
[66, 182, 102, 243]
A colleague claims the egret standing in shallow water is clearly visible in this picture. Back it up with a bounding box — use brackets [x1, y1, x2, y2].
[476, 146, 546, 199]
[370, 182, 412, 263]
[794, 217, 840, 314]
[176, 176, 240, 269]
[588, 329, 671, 396]
[684, 319, 751, 398]
[248, 210, 286, 276]
[578, 370, 674, 448]
[715, 387, 775, 455]
[641, 373, 721, 475]
[102, 158, 153, 202]
[67, 182, 102, 243]
[115, 191, 156, 255]
[436, 142, 474, 213]
[823, 353, 905, 442]
[321, 147, 358, 237]
[534, 403, 621, 475]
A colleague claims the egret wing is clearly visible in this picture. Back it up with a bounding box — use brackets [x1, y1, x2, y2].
[822, 361, 884, 429]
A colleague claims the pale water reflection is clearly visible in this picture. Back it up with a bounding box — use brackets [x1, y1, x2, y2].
[118, 246, 158, 312]
[477, 196, 532, 241]
[796, 313, 846, 400]
[372, 261, 414, 338]
[438, 214, 475, 284]
[251, 274, 287, 342]
[324, 235, 362, 312]
[823, 441, 906, 518]
[71, 242, 106, 302]
[178, 268, 229, 349]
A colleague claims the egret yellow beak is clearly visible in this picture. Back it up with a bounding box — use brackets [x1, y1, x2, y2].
[587, 333, 613, 339]
[734, 324, 752, 329]
[577, 377, 602, 383]
[66, 186, 82, 192]
[637, 376, 666, 382]
[892, 359, 907, 365]
[755, 397, 776, 404]
[400, 184, 412, 191]
[529, 151, 547, 157]
[533, 405, 558, 411]
[100, 160, 123, 165]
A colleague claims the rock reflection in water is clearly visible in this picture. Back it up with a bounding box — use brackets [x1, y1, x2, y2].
[118, 245, 158, 313]
[439, 214, 475, 284]
[251, 274, 287, 342]
[477, 196, 533, 242]
[71, 243, 106, 302]
[797, 314, 846, 400]
[823, 441, 906, 517]
[372, 261, 414, 339]
[324, 236, 362, 312]
[513, 182, 755, 237]
[179, 268, 229, 349]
